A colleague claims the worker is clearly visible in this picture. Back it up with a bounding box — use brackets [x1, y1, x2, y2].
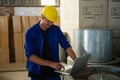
[24, 6, 76, 80]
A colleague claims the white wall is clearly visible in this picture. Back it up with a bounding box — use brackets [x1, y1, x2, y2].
[60, 0, 79, 46]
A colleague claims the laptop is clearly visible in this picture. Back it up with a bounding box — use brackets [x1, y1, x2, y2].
[55, 54, 91, 76]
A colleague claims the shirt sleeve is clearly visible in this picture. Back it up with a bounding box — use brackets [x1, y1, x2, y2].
[24, 29, 34, 59]
[57, 27, 71, 50]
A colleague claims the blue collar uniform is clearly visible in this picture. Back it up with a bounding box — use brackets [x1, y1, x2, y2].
[24, 22, 71, 80]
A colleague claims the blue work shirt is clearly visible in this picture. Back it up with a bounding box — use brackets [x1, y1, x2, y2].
[24, 21, 71, 75]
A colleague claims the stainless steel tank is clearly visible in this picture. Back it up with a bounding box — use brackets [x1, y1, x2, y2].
[73, 29, 113, 63]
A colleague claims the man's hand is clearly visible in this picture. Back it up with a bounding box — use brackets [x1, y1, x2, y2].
[29, 55, 65, 70]
[49, 62, 65, 70]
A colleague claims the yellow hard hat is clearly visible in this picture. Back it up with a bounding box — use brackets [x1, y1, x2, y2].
[41, 6, 58, 22]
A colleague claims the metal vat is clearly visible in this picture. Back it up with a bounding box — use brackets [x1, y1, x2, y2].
[73, 29, 113, 63]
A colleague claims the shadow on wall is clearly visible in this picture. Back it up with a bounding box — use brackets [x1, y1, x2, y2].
[0, 7, 12, 16]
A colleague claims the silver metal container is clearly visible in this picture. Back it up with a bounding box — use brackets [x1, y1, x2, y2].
[73, 29, 113, 63]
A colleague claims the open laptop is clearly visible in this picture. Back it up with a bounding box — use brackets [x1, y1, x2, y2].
[55, 54, 91, 76]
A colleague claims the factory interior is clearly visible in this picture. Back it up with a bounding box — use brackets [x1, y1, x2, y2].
[0, 0, 120, 80]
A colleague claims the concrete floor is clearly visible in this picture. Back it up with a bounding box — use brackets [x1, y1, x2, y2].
[0, 71, 74, 80]
[0, 71, 30, 80]
[0, 62, 74, 80]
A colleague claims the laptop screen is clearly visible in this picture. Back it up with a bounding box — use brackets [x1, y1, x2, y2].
[70, 54, 91, 75]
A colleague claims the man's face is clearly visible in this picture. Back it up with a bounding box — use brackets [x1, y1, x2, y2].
[40, 15, 53, 30]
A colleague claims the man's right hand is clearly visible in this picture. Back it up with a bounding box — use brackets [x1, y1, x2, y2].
[49, 62, 65, 70]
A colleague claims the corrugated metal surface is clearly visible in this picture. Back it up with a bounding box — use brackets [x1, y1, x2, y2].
[0, 0, 41, 7]
[0, 0, 59, 7]
[73, 29, 113, 63]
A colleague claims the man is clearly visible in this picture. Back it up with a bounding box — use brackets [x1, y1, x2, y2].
[24, 6, 76, 80]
